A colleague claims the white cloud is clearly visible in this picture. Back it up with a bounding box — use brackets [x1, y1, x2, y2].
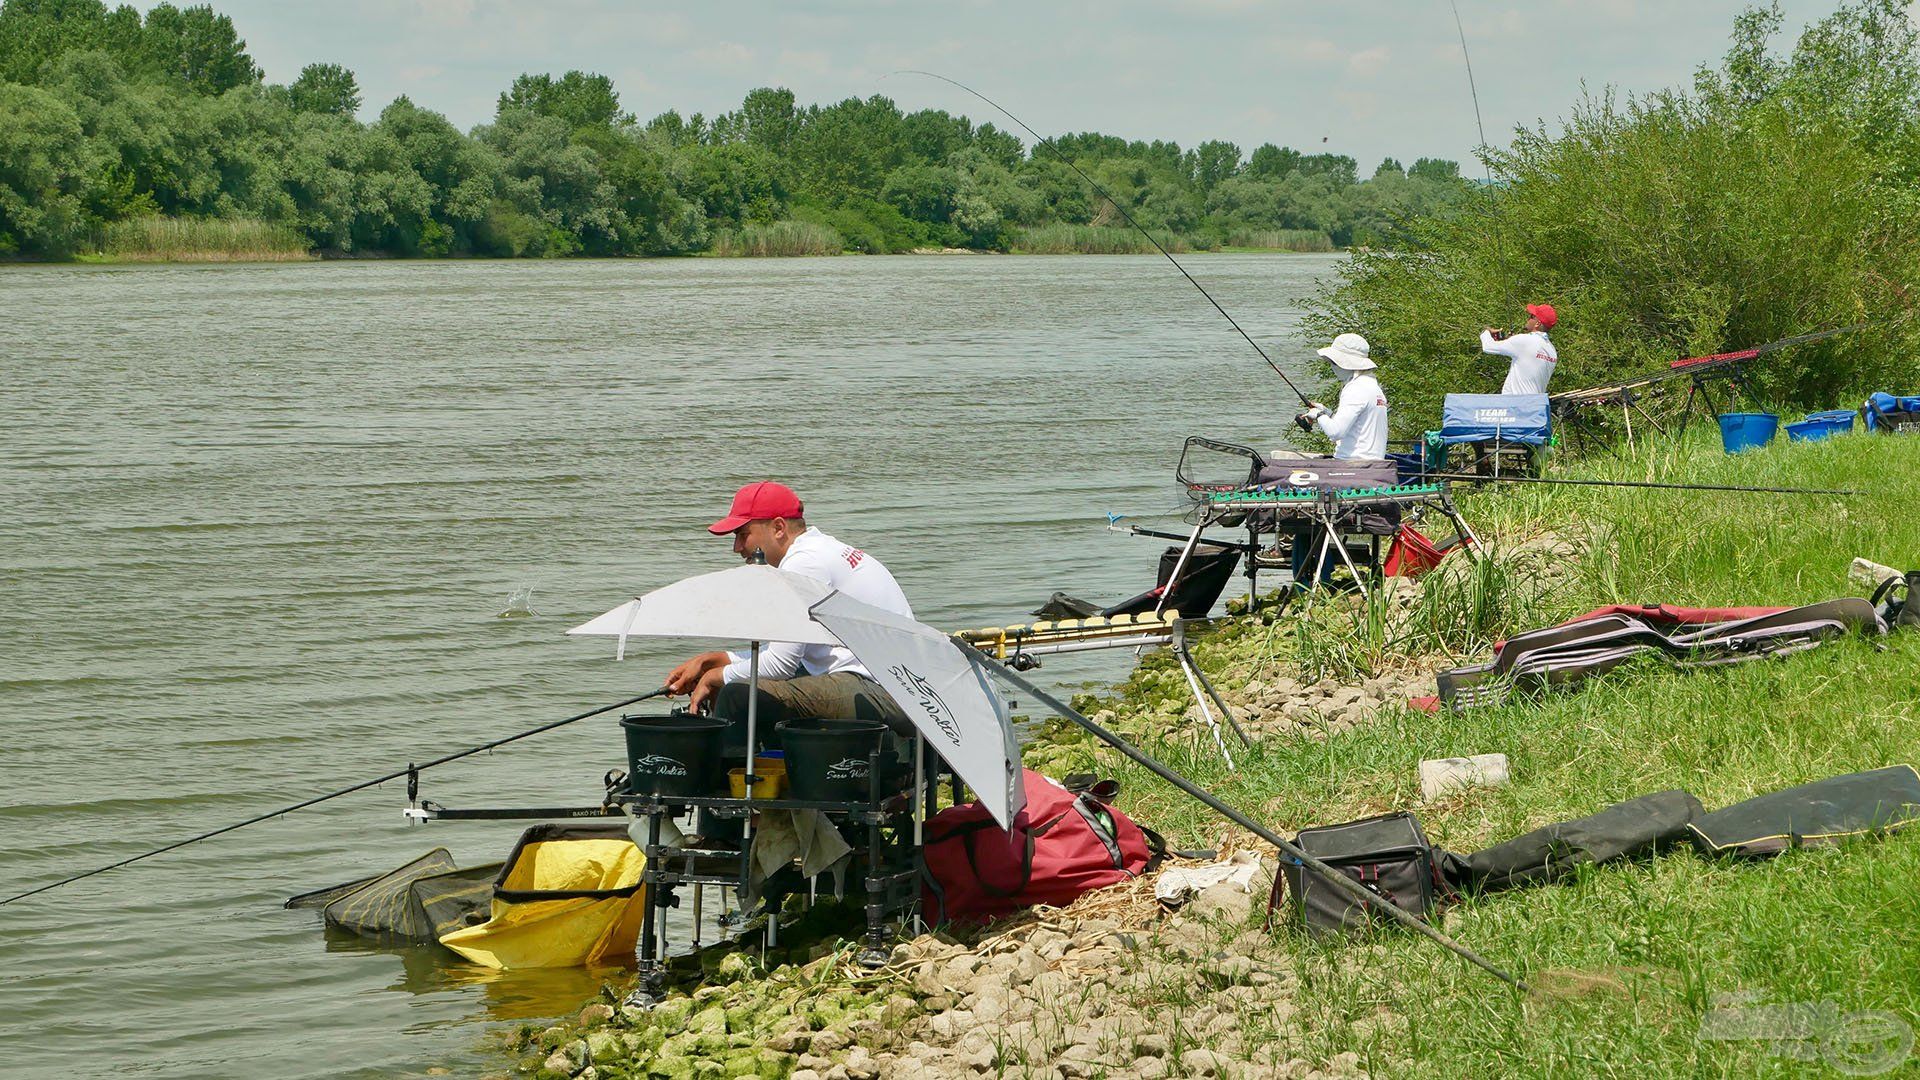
[688, 41, 756, 70]
[1346, 45, 1389, 77]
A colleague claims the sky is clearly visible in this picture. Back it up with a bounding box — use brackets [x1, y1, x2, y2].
[147, 1, 1869, 170]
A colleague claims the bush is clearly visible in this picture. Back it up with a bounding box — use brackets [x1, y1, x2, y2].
[95, 215, 310, 260]
[1304, 0, 1920, 436]
[708, 220, 842, 257]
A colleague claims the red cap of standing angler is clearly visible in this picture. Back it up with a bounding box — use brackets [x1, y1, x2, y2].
[708, 481, 805, 535]
[1526, 303, 1558, 330]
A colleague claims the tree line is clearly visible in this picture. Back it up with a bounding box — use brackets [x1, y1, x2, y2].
[0, 0, 1472, 259]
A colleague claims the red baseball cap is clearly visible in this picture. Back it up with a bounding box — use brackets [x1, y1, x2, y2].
[708, 481, 804, 535]
[1526, 303, 1558, 329]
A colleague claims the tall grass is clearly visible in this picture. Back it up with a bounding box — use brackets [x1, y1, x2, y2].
[706, 220, 843, 257]
[93, 216, 311, 261]
[1223, 228, 1334, 252]
[1012, 224, 1193, 255]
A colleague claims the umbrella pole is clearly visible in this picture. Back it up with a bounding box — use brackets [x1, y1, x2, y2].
[912, 734, 927, 934]
[744, 641, 761, 951]
[963, 642, 1526, 992]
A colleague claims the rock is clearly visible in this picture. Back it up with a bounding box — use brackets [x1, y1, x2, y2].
[912, 965, 948, 997]
[578, 1002, 615, 1027]
[1419, 753, 1510, 800]
[576, 1067, 597, 1080]
[1010, 947, 1048, 985]
[823, 1068, 850, 1080]
[1327, 1050, 1363, 1075]
[1202, 955, 1256, 986]
[1189, 881, 1257, 923]
[809, 1028, 851, 1054]
[688, 1005, 727, 1035]
[844, 1045, 878, 1080]
[964, 1043, 998, 1072]
[584, 1030, 623, 1062]
[768, 1028, 811, 1054]
[1132, 1032, 1170, 1056]
[1134, 1056, 1170, 1079]
[791, 1072, 822, 1080]
[542, 1049, 576, 1076]
[1180, 1048, 1231, 1076]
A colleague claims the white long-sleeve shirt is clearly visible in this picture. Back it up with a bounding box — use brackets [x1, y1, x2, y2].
[1314, 372, 1389, 460]
[722, 527, 913, 684]
[1481, 330, 1558, 395]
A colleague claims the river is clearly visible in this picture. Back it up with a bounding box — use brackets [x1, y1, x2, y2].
[0, 253, 1340, 1078]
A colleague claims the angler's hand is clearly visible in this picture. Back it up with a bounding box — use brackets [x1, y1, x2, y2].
[1294, 405, 1328, 431]
[665, 651, 729, 696]
[687, 666, 727, 715]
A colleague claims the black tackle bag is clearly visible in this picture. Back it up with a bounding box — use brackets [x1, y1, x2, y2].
[1270, 812, 1446, 936]
[1444, 790, 1702, 894]
[1688, 765, 1920, 858]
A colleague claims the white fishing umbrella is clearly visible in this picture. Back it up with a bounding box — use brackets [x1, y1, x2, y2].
[567, 564, 840, 660]
[568, 564, 1026, 827]
[808, 592, 1026, 828]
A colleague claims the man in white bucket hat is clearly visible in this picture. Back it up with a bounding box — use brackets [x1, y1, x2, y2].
[1295, 332, 1389, 460]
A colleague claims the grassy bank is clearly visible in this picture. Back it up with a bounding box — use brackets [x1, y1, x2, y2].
[507, 428, 1918, 1079]
[705, 221, 844, 257]
[1035, 429, 1920, 1077]
[84, 216, 314, 262]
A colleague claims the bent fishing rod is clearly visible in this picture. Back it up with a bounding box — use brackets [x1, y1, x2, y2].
[964, 642, 1526, 991]
[1, 686, 670, 907]
[1424, 472, 1862, 496]
[894, 70, 1316, 409]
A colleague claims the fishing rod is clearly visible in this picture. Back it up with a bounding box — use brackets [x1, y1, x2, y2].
[1426, 472, 1862, 496]
[964, 642, 1526, 991]
[1448, 0, 1510, 295]
[1, 686, 671, 906]
[894, 69, 1317, 409]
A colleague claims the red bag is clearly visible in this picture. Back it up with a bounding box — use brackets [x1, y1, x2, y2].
[921, 770, 1155, 924]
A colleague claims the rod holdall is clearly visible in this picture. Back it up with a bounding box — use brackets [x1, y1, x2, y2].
[1269, 811, 1450, 936]
[1870, 570, 1920, 629]
[1445, 789, 1702, 895]
[1688, 765, 1920, 858]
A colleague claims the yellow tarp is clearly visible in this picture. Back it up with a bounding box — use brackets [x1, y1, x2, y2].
[438, 826, 646, 970]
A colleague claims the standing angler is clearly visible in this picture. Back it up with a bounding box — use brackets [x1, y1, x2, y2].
[1295, 332, 1389, 461]
[1481, 303, 1559, 394]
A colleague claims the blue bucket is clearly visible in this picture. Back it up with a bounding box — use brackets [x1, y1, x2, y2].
[1718, 412, 1779, 454]
[1787, 413, 1854, 442]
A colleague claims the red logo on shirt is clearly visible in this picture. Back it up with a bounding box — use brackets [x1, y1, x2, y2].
[843, 548, 866, 569]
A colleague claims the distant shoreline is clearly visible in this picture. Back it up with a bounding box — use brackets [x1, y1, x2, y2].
[9, 247, 1345, 267]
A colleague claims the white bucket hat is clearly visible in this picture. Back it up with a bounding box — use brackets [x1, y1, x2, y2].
[1316, 332, 1376, 371]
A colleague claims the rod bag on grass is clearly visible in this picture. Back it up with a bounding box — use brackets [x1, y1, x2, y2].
[922, 769, 1155, 924]
[1688, 765, 1920, 858]
[1446, 790, 1702, 894]
[1270, 812, 1447, 936]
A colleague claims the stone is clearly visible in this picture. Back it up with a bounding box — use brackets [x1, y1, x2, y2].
[823, 1066, 850, 1080]
[542, 1049, 576, 1076]
[1203, 955, 1256, 986]
[584, 1031, 623, 1062]
[1418, 753, 1511, 801]
[1190, 881, 1256, 923]
[1132, 1032, 1170, 1056]
[768, 1028, 811, 1054]
[577, 1067, 598, 1080]
[790, 1073, 822, 1080]
[578, 1002, 615, 1027]
[809, 1028, 851, 1054]
[1180, 1048, 1231, 1076]
[844, 1045, 878, 1080]
[1134, 1056, 1170, 1079]
[1327, 1051, 1363, 1075]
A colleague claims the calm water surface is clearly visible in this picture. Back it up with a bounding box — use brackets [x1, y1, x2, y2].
[0, 253, 1339, 1078]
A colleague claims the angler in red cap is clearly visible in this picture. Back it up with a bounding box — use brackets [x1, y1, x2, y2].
[1480, 303, 1559, 395]
[664, 481, 914, 744]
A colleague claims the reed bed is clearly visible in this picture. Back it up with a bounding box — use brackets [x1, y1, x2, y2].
[1012, 224, 1193, 255]
[1222, 228, 1334, 252]
[706, 221, 843, 257]
[94, 217, 312, 261]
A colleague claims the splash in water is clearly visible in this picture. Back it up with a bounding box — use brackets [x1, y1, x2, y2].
[496, 584, 539, 618]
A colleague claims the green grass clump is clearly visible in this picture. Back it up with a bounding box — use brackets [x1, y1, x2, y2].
[1012, 224, 1195, 255]
[93, 216, 312, 261]
[707, 220, 844, 257]
[1222, 228, 1334, 252]
[1061, 428, 1920, 1077]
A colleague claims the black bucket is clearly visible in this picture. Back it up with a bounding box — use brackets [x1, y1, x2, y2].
[620, 712, 728, 798]
[778, 718, 890, 802]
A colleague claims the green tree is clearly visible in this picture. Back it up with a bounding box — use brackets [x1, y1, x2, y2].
[0, 82, 92, 254]
[138, 2, 259, 94]
[1188, 139, 1241, 191]
[498, 70, 630, 131]
[289, 62, 359, 117]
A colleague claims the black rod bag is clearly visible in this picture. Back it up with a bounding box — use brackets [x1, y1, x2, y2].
[1688, 765, 1920, 858]
[1445, 790, 1703, 894]
[1272, 812, 1444, 936]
